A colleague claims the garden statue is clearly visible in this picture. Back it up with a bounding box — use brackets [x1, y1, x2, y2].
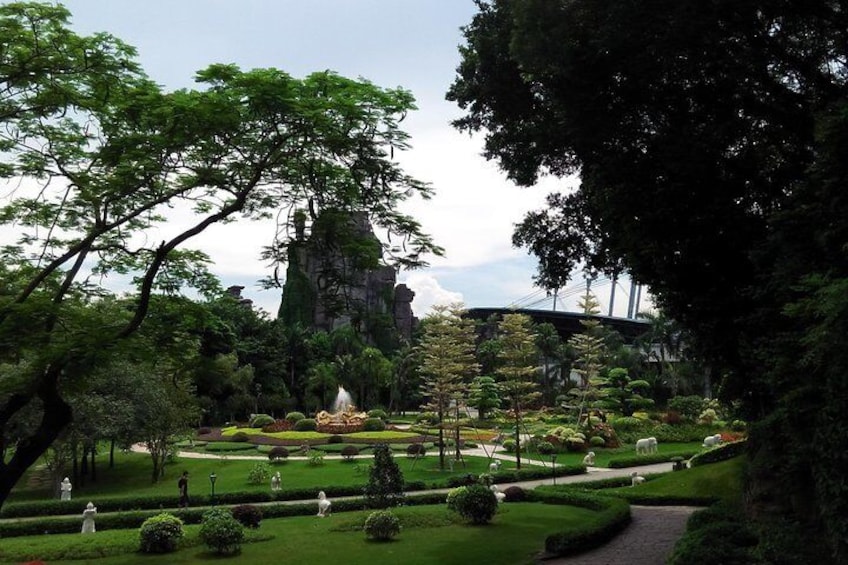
[583, 451, 596, 466]
[635, 436, 658, 454]
[489, 460, 502, 472]
[81, 501, 97, 533]
[490, 484, 506, 503]
[703, 434, 722, 448]
[631, 471, 646, 487]
[60, 477, 72, 501]
[314, 386, 368, 431]
[271, 471, 281, 492]
[317, 491, 332, 517]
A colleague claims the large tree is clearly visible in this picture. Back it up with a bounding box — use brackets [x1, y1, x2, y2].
[0, 3, 438, 508]
[450, 0, 848, 558]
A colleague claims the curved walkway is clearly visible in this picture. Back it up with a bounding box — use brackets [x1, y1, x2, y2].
[540, 505, 697, 565]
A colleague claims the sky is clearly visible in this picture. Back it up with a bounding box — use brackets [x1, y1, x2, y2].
[19, 0, 650, 318]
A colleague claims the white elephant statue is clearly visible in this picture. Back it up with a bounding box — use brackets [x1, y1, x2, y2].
[635, 437, 657, 454]
[703, 434, 723, 448]
[582, 451, 596, 466]
[631, 471, 646, 487]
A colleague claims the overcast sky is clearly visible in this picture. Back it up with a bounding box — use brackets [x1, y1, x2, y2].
[41, 0, 648, 318]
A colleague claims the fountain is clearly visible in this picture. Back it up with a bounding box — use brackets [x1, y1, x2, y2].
[315, 386, 368, 431]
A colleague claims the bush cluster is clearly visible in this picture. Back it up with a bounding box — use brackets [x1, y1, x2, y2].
[534, 488, 631, 556]
[328, 434, 344, 444]
[607, 451, 698, 468]
[406, 443, 426, 457]
[363, 417, 386, 432]
[294, 418, 317, 431]
[249, 413, 275, 428]
[446, 484, 498, 524]
[261, 419, 294, 433]
[285, 411, 306, 423]
[689, 440, 747, 467]
[231, 431, 250, 442]
[247, 462, 271, 485]
[231, 504, 262, 528]
[341, 445, 360, 460]
[267, 446, 289, 462]
[668, 502, 758, 564]
[364, 510, 401, 540]
[367, 409, 388, 420]
[139, 513, 184, 554]
[199, 507, 244, 555]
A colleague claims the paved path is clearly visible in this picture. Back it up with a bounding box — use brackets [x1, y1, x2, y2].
[540, 505, 697, 565]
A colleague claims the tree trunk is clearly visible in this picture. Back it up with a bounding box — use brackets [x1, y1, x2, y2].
[514, 416, 522, 470]
[90, 448, 96, 482]
[0, 390, 72, 511]
[109, 438, 115, 469]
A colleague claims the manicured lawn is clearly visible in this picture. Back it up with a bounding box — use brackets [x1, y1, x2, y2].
[0, 502, 601, 564]
[603, 456, 745, 502]
[9, 451, 531, 503]
[219, 426, 422, 441]
[497, 442, 705, 467]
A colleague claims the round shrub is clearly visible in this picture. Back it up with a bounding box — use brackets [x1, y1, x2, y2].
[502, 439, 516, 453]
[503, 486, 527, 502]
[247, 462, 271, 485]
[415, 411, 438, 425]
[589, 436, 607, 447]
[294, 418, 317, 431]
[231, 504, 262, 529]
[363, 417, 386, 432]
[611, 416, 645, 431]
[364, 510, 401, 541]
[446, 487, 464, 512]
[200, 507, 244, 555]
[449, 484, 498, 524]
[249, 414, 275, 428]
[231, 431, 250, 443]
[730, 419, 747, 432]
[565, 436, 586, 452]
[267, 446, 289, 462]
[341, 445, 360, 460]
[328, 434, 344, 444]
[406, 443, 426, 457]
[139, 513, 184, 554]
[367, 409, 388, 420]
[536, 440, 555, 455]
[285, 411, 306, 423]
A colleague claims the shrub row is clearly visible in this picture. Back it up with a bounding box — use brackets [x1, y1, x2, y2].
[532, 487, 632, 556]
[607, 450, 698, 468]
[443, 464, 586, 487]
[668, 501, 759, 564]
[688, 440, 747, 467]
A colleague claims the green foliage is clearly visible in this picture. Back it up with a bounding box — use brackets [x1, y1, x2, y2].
[294, 418, 317, 431]
[231, 431, 250, 443]
[341, 445, 360, 460]
[367, 409, 388, 420]
[139, 513, 184, 554]
[249, 414, 275, 428]
[669, 511, 758, 564]
[502, 439, 516, 453]
[285, 411, 306, 423]
[363, 417, 386, 432]
[364, 510, 401, 541]
[447, 484, 498, 524]
[689, 440, 747, 467]
[667, 396, 706, 421]
[307, 452, 325, 467]
[364, 443, 405, 509]
[199, 507, 245, 555]
[537, 441, 555, 455]
[469, 375, 501, 420]
[610, 416, 647, 432]
[607, 451, 698, 469]
[589, 436, 606, 447]
[247, 462, 271, 485]
[267, 446, 289, 462]
[231, 504, 262, 529]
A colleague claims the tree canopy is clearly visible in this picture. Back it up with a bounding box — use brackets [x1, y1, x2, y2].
[450, 0, 848, 558]
[0, 2, 438, 508]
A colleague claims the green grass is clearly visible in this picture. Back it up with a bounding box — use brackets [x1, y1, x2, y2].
[0, 503, 602, 564]
[600, 456, 745, 503]
[219, 427, 422, 442]
[497, 442, 705, 467]
[9, 451, 536, 503]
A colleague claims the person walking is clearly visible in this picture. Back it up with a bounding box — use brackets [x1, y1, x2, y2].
[178, 471, 189, 508]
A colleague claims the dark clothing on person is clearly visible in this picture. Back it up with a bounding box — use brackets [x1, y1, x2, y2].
[178, 475, 189, 508]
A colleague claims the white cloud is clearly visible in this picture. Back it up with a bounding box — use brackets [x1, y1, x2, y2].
[399, 272, 464, 318]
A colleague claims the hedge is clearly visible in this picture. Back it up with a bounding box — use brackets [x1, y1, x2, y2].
[607, 450, 698, 468]
[532, 487, 632, 556]
[688, 440, 747, 467]
[444, 464, 586, 487]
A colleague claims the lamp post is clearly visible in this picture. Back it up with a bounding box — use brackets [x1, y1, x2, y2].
[209, 473, 217, 505]
[551, 454, 558, 486]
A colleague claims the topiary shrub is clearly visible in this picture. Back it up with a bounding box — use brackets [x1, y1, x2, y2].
[502, 439, 516, 453]
[328, 434, 344, 444]
[139, 513, 184, 554]
[589, 436, 607, 447]
[267, 446, 289, 463]
[364, 443, 405, 509]
[294, 418, 317, 431]
[565, 437, 586, 452]
[537, 441, 555, 455]
[406, 443, 426, 457]
[415, 412, 438, 425]
[367, 409, 388, 420]
[231, 504, 262, 529]
[364, 510, 401, 541]
[231, 431, 250, 443]
[247, 462, 271, 485]
[249, 414, 275, 428]
[448, 484, 498, 524]
[503, 486, 527, 502]
[341, 445, 360, 461]
[285, 411, 306, 423]
[199, 507, 244, 555]
[363, 417, 386, 432]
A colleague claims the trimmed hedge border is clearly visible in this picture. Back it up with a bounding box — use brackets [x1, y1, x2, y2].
[688, 440, 747, 467]
[607, 450, 699, 468]
[531, 486, 632, 557]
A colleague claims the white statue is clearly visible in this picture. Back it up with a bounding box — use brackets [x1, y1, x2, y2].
[635, 437, 658, 454]
[631, 471, 646, 487]
[270, 472, 281, 492]
[583, 451, 596, 466]
[81, 501, 97, 533]
[488, 460, 502, 472]
[60, 477, 72, 501]
[490, 484, 506, 503]
[703, 434, 722, 448]
[317, 491, 331, 517]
